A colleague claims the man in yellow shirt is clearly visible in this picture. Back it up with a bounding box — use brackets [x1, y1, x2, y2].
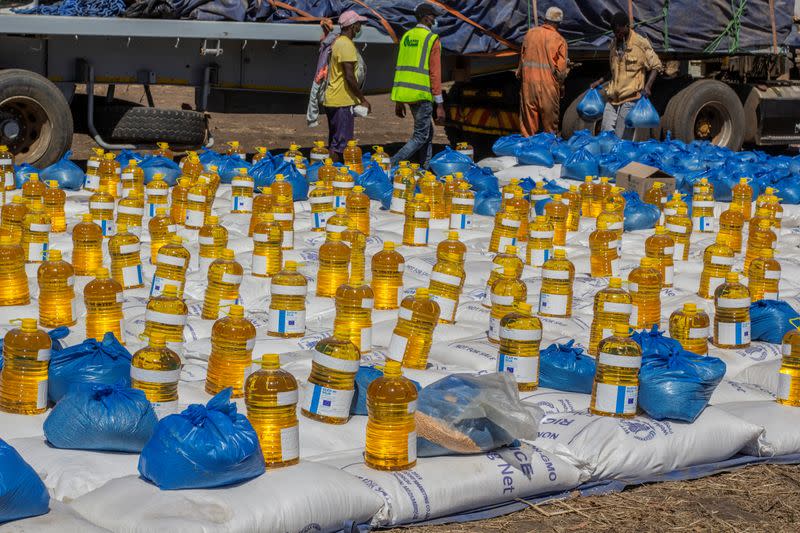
[591, 12, 663, 139]
[324, 10, 371, 162]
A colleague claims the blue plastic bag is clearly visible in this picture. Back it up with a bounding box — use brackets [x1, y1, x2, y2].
[198, 148, 223, 170]
[139, 156, 181, 185]
[40, 151, 84, 190]
[356, 163, 393, 209]
[429, 146, 473, 176]
[576, 88, 605, 121]
[623, 190, 660, 231]
[13, 163, 38, 188]
[631, 325, 684, 356]
[215, 156, 252, 184]
[515, 140, 555, 167]
[138, 388, 265, 490]
[255, 161, 308, 201]
[48, 332, 132, 403]
[44, 383, 158, 453]
[492, 134, 527, 157]
[539, 340, 596, 393]
[415, 373, 538, 457]
[638, 348, 726, 422]
[249, 155, 277, 188]
[777, 175, 800, 204]
[750, 300, 800, 344]
[625, 97, 661, 129]
[596, 131, 620, 154]
[115, 149, 145, 166]
[351, 366, 421, 416]
[561, 148, 599, 180]
[550, 141, 573, 164]
[0, 440, 50, 523]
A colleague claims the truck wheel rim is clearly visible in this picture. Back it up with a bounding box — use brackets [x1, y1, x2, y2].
[0, 96, 52, 165]
[692, 101, 731, 146]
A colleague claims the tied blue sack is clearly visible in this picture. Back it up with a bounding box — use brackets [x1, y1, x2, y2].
[48, 332, 132, 403]
[13, 163, 38, 188]
[215, 156, 252, 184]
[249, 154, 277, 188]
[139, 156, 181, 185]
[198, 148, 223, 170]
[561, 148, 599, 180]
[632, 325, 684, 356]
[429, 146, 473, 176]
[516, 141, 554, 167]
[576, 88, 605, 121]
[750, 300, 800, 344]
[777, 174, 800, 204]
[638, 348, 726, 422]
[138, 388, 265, 490]
[415, 373, 539, 457]
[350, 366, 421, 416]
[492, 134, 527, 157]
[623, 190, 660, 231]
[0, 440, 49, 524]
[625, 96, 661, 129]
[258, 160, 308, 201]
[356, 163, 392, 209]
[43, 383, 158, 453]
[465, 166, 502, 216]
[539, 340, 596, 393]
[40, 151, 84, 190]
[550, 140, 573, 164]
[114, 149, 145, 166]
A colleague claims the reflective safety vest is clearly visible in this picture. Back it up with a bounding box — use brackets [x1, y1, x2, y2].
[391, 27, 438, 103]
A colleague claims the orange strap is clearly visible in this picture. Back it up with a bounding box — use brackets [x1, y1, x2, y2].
[268, 0, 315, 19]
[423, 0, 520, 52]
[348, 0, 399, 43]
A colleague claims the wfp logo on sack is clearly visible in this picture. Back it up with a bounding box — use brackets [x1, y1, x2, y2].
[618, 420, 657, 441]
[404, 35, 420, 47]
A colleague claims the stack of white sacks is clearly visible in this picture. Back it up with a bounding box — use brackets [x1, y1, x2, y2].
[2, 156, 800, 531]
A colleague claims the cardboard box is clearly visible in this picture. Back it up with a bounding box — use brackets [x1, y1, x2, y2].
[615, 162, 676, 197]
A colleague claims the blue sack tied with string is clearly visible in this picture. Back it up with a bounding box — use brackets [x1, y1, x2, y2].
[632, 325, 683, 356]
[750, 300, 800, 344]
[357, 163, 393, 209]
[539, 340, 596, 393]
[429, 146, 473, 177]
[115, 149, 145, 166]
[515, 140, 555, 167]
[638, 348, 726, 422]
[492, 134, 527, 157]
[44, 383, 158, 453]
[249, 154, 277, 188]
[0, 440, 49, 524]
[561, 148, 599, 180]
[139, 156, 181, 185]
[625, 96, 661, 128]
[138, 388, 265, 489]
[577, 88, 605, 121]
[623, 190, 660, 231]
[48, 332, 131, 403]
[40, 151, 84, 190]
[216, 156, 252, 184]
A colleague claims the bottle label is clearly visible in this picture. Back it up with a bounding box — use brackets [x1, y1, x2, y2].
[594, 383, 638, 415]
[122, 264, 144, 287]
[666, 223, 687, 234]
[689, 326, 709, 339]
[273, 212, 293, 222]
[629, 304, 639, 326]
[765, 270, 781, 280]
[130, 366, 181, 384]
[27, 241, 48, 262]
[674, 243, 686, 260]
[4, 171, 13, 187]
[449, 213, 473, 230]
[311, 152, 327, 161]
[717, 297, 751, 308]
[187, 193, 205, 203]
[664, 208, 677, 216]
[185, 209, 205, 227]
[500, 327, 542, 341]
[231, 179, 254, 188]
[777, 373, 792, 401]
[37, 348, 52, 362]
[84, 174, 100, 190]
[156, 253, 186, 268]
[628, 282, 639, 293]
[232, 196, 253, 212]
[37, 380, 48, 409]
[360, 327, 373, 352]
[147, 203, 160, 217]
[145, 309, 187, 326]
[390, 197, 406, 212]
[451, 197, 474, 206]
[326, 223, 347, 234]
[280, 426, 300, 462]
[118, 243, 141, 255]
[100, 219, 116, 237]
[501, 218, 521, 228]
[271, 284, 308, 296]
[607, 239, 619, 250]
[539, 292, 569, 315]
[150, 276, 183, 297]
[599, 352, 642, 369]
[413, 226, 429, 245]
[693, 216, 716, 232]
[309, 194, 334, 205]
[252, 255, 268, 276]
[498, 236, 517, 251]
[387, 333, 409, 362]
[541, 267, 569, 280]
[334, 195, 347, 208]
[529, 230, 554, 239]
[603, 302, 631, 314]
[313, 211, 334, 229]
[497, 353, 539, 384]
[430, 270, 461, 287]
[490, 293, 514, 306]
[221, 272, 243, 284]
[269, 308, 306, 334]
[414, 211, 431, 220]
[407, 430, 418, 463]
[607, 222, 623, 231]
[302, 383, 354, 418]
[610, 258, 621, 276]
[282, 230, 294, 248]
[430, 294, 457, 322]
[29, 223, 51, 233]
[118, 205, 145, 216]
[711, 255, 734, 266]
[716, 321, 751, 345]
[199, 235, 216, 246]
[90, 201, 115, 210]
[529, 248, 552, 267]
[333, 181, 354, 189]
[764, 291, 779, 300]
[147, 188, 169, 197]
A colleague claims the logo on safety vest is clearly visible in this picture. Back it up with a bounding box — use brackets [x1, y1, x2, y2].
[404, 35, 420, 47]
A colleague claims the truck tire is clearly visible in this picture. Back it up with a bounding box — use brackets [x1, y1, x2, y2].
[561, 90, 601, 140]
[0, 69, 73, 167]
[670, 80, 745, 150]
[100, 106, 207, 146]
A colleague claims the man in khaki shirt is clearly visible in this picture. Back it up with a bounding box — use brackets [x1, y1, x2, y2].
[591, 12, 663, 139]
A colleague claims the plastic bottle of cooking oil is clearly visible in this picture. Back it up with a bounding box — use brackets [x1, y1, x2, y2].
[317, 232, 350, 297]
[526, 216, 554, 267]
[342, 219, 366, 281]
[145, 173, 170, 217]
[309, 181, 335, 232]
[372, 242, 405, 310]
[488, 265, 528, 343]
[666, 205, 692, 260]
[579, 177, 594, 217]
[205, 304, 256, 397]
[333, 167, 355, 208]
[455, 141, 474, 159]
[778, 322, 800, 406]
[418, 174, 446, 221]
[301, 331, 360, 424]
[428, 250, 466, 324]
[326, 206, 349, 239]
[644, 181, 667, 210]
[364, 359, 418, 471]
[84, 267, 124, 342]
[251, 213, 283, 278]
[764, 195, 784, 230]
[755, 186, 777, 212]
[333, 268, 374, 353]
[180, 151, 203, 179]
[390, 163, 415, 214]
[436, 230, 466, 264]
[249, 186, 274, 236]
[89, 189, 116, 237]
[120, 159, 144, 198]
[37, 249, 76, 327]
[589, 278, 632, 355]
[20, 202, 50, 263]
[0, 318, 52, 414]
[131, 333, 181, 417]
[501, 178, 523, 210]
[116, 190, 145, 237]
[268, 260, 307, 338]
[343, 140, 363, 174]
[271, 174, 293, 201]
[202, 249, 243, 320]
[272, 194, 295, 250]
[0, 234, 29, 306]
[387, 287, 440, 369]
[371, 145, 392, 172]
[731, 178, 753, 221]
[691, 184, 716, 233]
[669, 303, 709, 355]
[147, 207, 175, 263]
[310, 140, 330, 163]
[98, 153, 121, 198]
[283, 143, 302, 163]
[346, 185, 371, 234]
[0, 145, 14, 192]
[154, 142, 173, 159]
[607, 186, 626, 214]
[150, 234, 190, 297]
[505, 190, 530, 249]
[318, 157, 337, 185]
[698, 238, 734, 299]
[225, 140, 245, 159]
[143, 284, 187, 353]
[403, 194, 431, 247]
[748, 247, 781, 301]
[538, 249, 574, 317]
[484, 245, 523, 307]
[497, 301, 542, 390]
[713, 272, 751, 349]
[449, 182, 475, 230]
[108, 224, 143, 289]
[251, 146, 268, 164]
[203, 165, 221, 207]
[42, 181, 66, 233]
[22, 173, 45, 204]
[561, 185, 580, 230]
[84, 147, 104, 191]
[184, 178, 208, 229]
[544, 194, 568, 246]
[293, 155, 307, 179]
[231, 168, 254, 213]
[529, 181, 549, 207]
[596, 202, 623, 255]
[1, 196, 27, 244]
[627, 257, 661, 329]
[589, 323, 641, 418]
[717, 202, 744, 253]
[663, 191, 686, 221]
[488, 204, 520, 253]
[589, 177, 610, 217]
[72, 214, 103, 276]
[644, 225, 675, 287]
[198, 215, 227, 273]
[589, 217, 620, 278]
[245, 353, 300, 468]
[744, 215, 776, 273]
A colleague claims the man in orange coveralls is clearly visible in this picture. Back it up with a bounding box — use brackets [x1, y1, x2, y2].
[517, 7, 568, 136]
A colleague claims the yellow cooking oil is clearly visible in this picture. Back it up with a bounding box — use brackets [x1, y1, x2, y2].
[488, 265, 528, 344]
[272, 194, 295, 250]
[588, 277, 632, 356]
[147, 207, 175, 263]
[169, 177, 190, 225]
[497, 301, 542, 391]
[22, 173, 45, 203]
[669, 303, 709, 355]
[184, 178, 209, 229]
[143, 284, 188, 352]
[333, 166, 355, 208]
[20, 201, 50, 263]
[590, 323, 641, 418]
[627, 257, 662, 329]
[316, 231, 351, 297]
[310, 140, 330, 163]
[692, 184, 716, 233]
[205, 304, 257, 398]
[342, 219, 367, 281]
[403, 194, 431, 246]
[145, 173, 170, 217]
[698, 239, 734, 299]
[108, 223, 144, 289]
[131, 333, 182, 417]
[643, 181, 667, 210]
[449, 182, 475, 230]
[371, 241, 405, 310]
[198, 215, 228, 273]
[116, 190, 145, 237]
[539, 248, 574, 318]
[589, 217, 620, 278]
[1, 196, 28, 244]
[309, 181, 335, 232]
[428, 249, 466, 324]
[748, 247, 780, 301]
[89, 189, 116, 237]
[333, 268, 374, 353]
[202, 249, 243, 320]
[713, 272, 751, 349]
[268, 260, 307, 338]
[717, 202, 744, 253]
[249, 186, 274, 236]
[301, 331, 360, 424]
[72, 213, 104, 276]
[150, 234, 190, 297]
[347, 185, 371, 234]
[231, 168, 255, 213]
[43, 180, 66, 233]
[488, 203, 520, 253]
[84, 267, 124, 342]
[527, 216, 554, 267]
[778, 321, 800, 406]
[484, 245, 523, 307]
[37, 249, 76, 327]
[0, 318, 52, 415]
[645, 225, 675, 287]
[731, 177, 753, 221]
[744, 215, 776, 273]
[251, 212, 283, 278]
[666, 205, 692, 260]
[387, 287, 440, 369]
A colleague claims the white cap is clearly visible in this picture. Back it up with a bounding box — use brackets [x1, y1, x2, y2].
[545, 7, 564, 23]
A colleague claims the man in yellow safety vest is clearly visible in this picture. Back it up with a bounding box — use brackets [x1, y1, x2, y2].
[390, 3, 444, 169]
